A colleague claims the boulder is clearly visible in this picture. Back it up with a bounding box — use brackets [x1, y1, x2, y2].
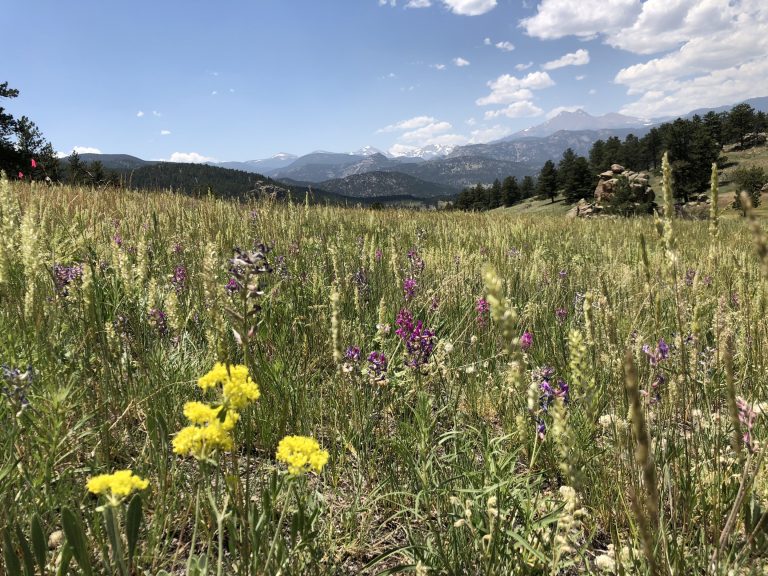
[761, 183, 768, 193]
[611, 164, 625, 174]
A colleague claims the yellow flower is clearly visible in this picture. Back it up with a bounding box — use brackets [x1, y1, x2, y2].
[276, 435, 329, 475]
[86, 470, 148, 504]
[172, 418, 235, 459]
[183, 402, 240, 430]
[197, 363, 260, 410]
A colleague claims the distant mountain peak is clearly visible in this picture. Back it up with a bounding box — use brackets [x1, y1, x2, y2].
[353, 145, 389, 157]
[389, 144, 456, 160]
[511, 110, 648, 139]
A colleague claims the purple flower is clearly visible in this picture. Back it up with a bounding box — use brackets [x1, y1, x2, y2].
[643, 338, 669, 367]
[171, 265, 187, 293]
[113, 234, 123, 248]
[407, 249, 425, 274]
[375, 248, 383, 262]
[429, 296, 440, 312]
[368, 351, 388, 380]
[395, 308, 436, 369]
[476, 298, 490, 315]
[345, 346, 361, 361]
[558, 269, 567, 280]
[555, 307, 568, 323]
[684, 269, 696, 286]
[520, 331, 533, 352]
[737, 397, 756, 451]
[52, 263, 83, 297]
[148, 308, 168, 336]
[403, 277, 417, 300]
[225, 277, 240, 294]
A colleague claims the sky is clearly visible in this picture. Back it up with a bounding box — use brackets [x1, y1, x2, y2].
[2, 0, 767, 162]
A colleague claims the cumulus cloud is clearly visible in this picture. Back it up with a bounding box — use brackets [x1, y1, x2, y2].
[484, 37, 492, 45]
[515, 61, 533, 71]
[136, 110, 145, 118]
[453, 57, 471, 67]
[431, 63, 447, 70]
[406, 0, 431, 6]
[469, 124, 513, 142]
[443, 0, 497, 15]
[542, 49, 590, 70]
[520, 0, 641, 39]
[167, 152, 215, 163]
[377, 115, 436, 133]
[484, 101, 544, 119]
[476, 71, 554, 105]
[401, 121, 454, 142]
[152, 110, 162, 117]
[56, 146, 102, 158]
[521, 0, 767, 118]
[495, 41, 515, 52]
[160, 130, 172, 136]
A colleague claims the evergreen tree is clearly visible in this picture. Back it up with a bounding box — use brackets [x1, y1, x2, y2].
[536, 160, 558, 203]
[588, 139, 607, 174]
[489, 178, 503, 209]
[703, 111, 725, 146]
[726, 103, 756, 148]
[640, 128, 662, 170]
[731, 166, 765, 214]
[564, 156, 594, 203]
[520, 175, 535, 199]
[68, 151, 86, 184]
[501, 175, 519, 206]
[0, 82, 21, 174]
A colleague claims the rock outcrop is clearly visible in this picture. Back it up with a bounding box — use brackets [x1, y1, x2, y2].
[594, 164, 654, 204]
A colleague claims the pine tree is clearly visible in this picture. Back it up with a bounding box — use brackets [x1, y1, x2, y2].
[536, 160, 558, 203]
[501, 175, 519, 206]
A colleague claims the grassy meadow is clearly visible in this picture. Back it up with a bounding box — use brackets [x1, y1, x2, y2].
[2, 169, 768, 575]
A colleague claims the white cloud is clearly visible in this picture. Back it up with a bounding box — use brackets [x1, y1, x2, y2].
[520, 0, 641, 39]
[545, 105, 585, 119]
[484, 37, 492, 45]
[443, 0, 497, 15]
[453, 57, 471, 67]
[229, 88, 235, 93]
[515, 61, 533, 71]
[495, 41, 515, 52]
[466, 117, 477, 126]
[476, 71, 554, 105]
[469, 124, 513, 142]
[588, 88, 597, 95]
[212, 90, 218, 96]
[167, 152, 215, 163]
[160, 130, 172, 136]
[431, 63, 447, 70]
[378, 115, 437, 133]
[484, 101, 544, 119]
[152, 110, 162, 117]
[57, 146, 102, 158]
[388, 144, 419, 156]
[542, 49, 590, 70]
[575, 75, 586, 80]
[401, 121, 453, 142]
[379, 0, 396, 5]
[136, 110, 145, 118]
[406, 0, 431, 6]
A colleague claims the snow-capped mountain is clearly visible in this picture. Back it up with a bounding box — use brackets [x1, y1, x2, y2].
[352, 146, 389, 157]
[507, 110, 650, 140]
[212, 153, 298, 174]
[389, 144, 456, 160]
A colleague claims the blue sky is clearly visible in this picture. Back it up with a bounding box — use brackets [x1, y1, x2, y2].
[3, 0, 766, 161]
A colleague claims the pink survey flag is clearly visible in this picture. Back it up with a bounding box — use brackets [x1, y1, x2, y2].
[18, 171, 24, 179]
[31, 158, 37, 168]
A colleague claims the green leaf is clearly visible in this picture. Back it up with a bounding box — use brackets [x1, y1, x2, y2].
[2, 528, 22, 576]
[14, 526, 35, 576]
[56, 544, 73, 576]
[30, 514, 47, 574]
[125, 493, 142, 564]
[61, 507, 93, 576]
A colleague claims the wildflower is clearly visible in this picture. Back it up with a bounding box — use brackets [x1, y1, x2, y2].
[642, 338, 669, 367]
[31, 158, 37, 168]
[558, 269, 567, 280]
[87, 470, 148, 506]
[555, 307, 568, 323]
[197, 363, 260, 410]
[368, 351, 388, 380]
[476, 298, 490, 326]
[172, 420, 234, 458]
[225, 277, 240, 294]
[52, 263, 83, 297]
[520, 331, 533, 352]
[737, 397, 757, 451]
[374, 248, 383, 262]
[170, 265, 187, 293]
[429, 295, 440, 311]
[18, 171, 23, 179]
[403, 277, 417, 300]
[684, 269, 696, 286]
[182, 401, 239, 429]
[395, 308, 435, 369]
[276, 435, 329, 475]
[407, 249, 425, 274]
[1, 364, 33, 412]
[345, 346, 361, 361]
[148, 308, 168, 335]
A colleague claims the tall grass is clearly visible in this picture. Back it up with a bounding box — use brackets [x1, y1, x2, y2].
[1, 173, 768, 574]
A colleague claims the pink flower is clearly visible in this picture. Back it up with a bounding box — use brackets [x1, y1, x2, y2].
[31, 158, 37, 168]
[520, 331, 533, 351]
[18, 171, 24, 180]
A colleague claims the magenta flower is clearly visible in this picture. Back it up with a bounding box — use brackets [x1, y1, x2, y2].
[18, 171, 24, 180]
[520, 331, 533, 351]
[403, 277, 417, 300]
[31, 158, 37, 168]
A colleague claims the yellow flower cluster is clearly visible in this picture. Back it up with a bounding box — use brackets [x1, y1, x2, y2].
[276, 435, 329, 475]
[197, 363, 261, 410]
[173, 364, 259, 460]
[86, 470, 148, 504]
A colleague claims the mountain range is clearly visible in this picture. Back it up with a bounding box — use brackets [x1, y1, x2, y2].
[74, 97, 768, 204]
